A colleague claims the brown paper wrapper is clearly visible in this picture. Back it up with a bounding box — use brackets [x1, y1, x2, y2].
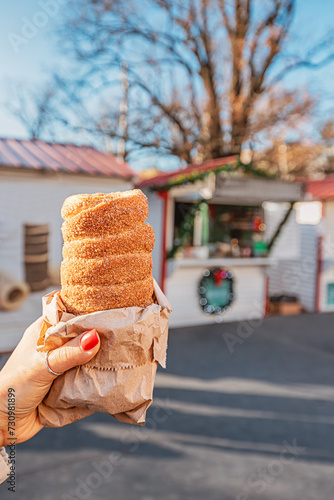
[36, 280, 171, 428]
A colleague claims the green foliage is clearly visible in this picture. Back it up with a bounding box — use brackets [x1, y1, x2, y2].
[162, 159, 275, 260]
[150, 159, 275, 193]
[167, 201, 205, 260]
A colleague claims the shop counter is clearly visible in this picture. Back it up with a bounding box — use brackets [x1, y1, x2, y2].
[166, 257, 273, 328]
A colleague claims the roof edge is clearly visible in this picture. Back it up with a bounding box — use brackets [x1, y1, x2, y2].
[136, 155, 238, 189]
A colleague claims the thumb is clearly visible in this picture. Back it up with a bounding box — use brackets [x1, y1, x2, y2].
[46, 329, 100, 377]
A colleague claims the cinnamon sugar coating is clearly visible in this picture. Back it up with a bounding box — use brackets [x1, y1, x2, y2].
[61, 278, 154, 315]
[61, 253, 153, 286]
[61, 189, 149, 241]
[63, 223, 154, 259]
[60, 189, 154, 314]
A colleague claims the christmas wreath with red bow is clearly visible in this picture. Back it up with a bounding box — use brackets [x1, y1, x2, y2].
[198, 267, 235, 315]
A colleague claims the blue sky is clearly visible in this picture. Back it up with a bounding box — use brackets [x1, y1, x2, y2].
[0, 1, 68, 138]
[1, 0, 334, 166]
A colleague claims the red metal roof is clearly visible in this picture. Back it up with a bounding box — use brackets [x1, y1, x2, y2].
[0, 138, 135, 179]
[306, 177, 334, 200]
[136, 155, 238, 188]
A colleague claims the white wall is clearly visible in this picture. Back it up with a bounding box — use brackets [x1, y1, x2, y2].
[319, 201, 334, 311]
[264, 203, 300, 260]
[265, 202, 323, 310]
[0, 170, 132, 281]
[299, 225, 318, 312]
[166, 263, 267, 328]
[142, 189, 164, 285]
[264, 203, 304, 299]
[323, 201, 334, 259]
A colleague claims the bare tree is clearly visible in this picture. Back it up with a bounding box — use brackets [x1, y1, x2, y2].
[6, 83, 60, 140]
[53, 0, 334, 165]
[252, 116, 334, 178]
[321, 120, 334, 146]
[253, 139, 325, 178]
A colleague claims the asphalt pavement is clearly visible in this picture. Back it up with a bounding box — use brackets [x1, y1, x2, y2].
[1, 312, 334, 500]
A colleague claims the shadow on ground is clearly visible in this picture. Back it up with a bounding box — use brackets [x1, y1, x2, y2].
[3, 312, 334, 500]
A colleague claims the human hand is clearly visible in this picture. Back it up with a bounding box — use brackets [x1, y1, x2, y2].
[0, 317, 100, 446]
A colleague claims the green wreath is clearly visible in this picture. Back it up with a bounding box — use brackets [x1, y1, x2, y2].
[198, 267, 235, 315]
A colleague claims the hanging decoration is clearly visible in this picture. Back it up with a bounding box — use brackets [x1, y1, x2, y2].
[198, 267, 235, 315]
[167, 201, 207, 260]
[199, 201, 209, 246]
[150, 159, 275, 193]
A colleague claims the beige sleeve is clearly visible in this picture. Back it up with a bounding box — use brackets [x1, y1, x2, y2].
[0, 447, 9, 485]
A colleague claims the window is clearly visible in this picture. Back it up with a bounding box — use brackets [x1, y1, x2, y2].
[173, 201, 267, 258]
[327, 283, 334, 305]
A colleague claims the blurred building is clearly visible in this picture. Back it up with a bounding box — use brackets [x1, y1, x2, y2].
[306, 177, 334, 312]
[0, 138, 134, 284]
[137, 156, 304, 327]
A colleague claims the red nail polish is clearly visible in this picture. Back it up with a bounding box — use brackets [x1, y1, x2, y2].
[80, 329, 99, 351]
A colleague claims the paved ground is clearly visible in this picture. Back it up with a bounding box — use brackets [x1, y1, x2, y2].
[1, 312, 334, 499]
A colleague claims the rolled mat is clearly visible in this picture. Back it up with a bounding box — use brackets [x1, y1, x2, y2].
[0, 271, 30, 311]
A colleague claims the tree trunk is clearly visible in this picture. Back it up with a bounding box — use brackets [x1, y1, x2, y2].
[230, 106, 249, 154]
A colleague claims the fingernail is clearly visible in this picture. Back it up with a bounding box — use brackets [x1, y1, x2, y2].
[80, 329, 99, 351]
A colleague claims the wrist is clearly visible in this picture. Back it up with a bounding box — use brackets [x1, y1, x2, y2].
[0, 416, 6, 448]
[0, 447, 8, 461]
